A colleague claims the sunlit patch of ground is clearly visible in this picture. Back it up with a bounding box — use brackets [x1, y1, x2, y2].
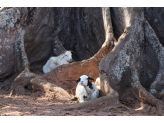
[0, 89, 159, 116]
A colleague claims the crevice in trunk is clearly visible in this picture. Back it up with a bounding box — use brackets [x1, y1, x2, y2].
[110, 7, 124, 40]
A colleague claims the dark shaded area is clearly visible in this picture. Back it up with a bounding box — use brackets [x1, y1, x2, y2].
[144, 7, 164, 94]
[23, 8, 55, 65]
[139, 26, 159, 90]
[55, 7, 105, 61]
[110, 7, 125, 40]
[24, 7, 105, 65]
[118, 67, 131, 101]
[145, 7, 164, 47]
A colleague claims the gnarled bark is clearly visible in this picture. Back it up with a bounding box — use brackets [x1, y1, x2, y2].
[99, 8, 164, 115]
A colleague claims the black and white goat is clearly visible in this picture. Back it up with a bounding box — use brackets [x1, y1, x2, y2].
[43, 51, 73, 73]
[76, 75, 99, 101]
[75, 82, 88, 103]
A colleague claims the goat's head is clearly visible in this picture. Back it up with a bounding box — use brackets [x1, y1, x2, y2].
[62, 51, 73, 63]
[76, 75, 94, 89]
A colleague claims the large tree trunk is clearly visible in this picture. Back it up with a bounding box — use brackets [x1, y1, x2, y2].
[0, 7, 106, 94]
[1, 7, 164, 115]
[99, 8, 164, 115]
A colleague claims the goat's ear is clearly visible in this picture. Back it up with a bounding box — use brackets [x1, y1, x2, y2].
[87, 77, 94, 81]
[76, 78, 80, 83]
[87, 81, 93, 89]
[70, 50, 75, 53]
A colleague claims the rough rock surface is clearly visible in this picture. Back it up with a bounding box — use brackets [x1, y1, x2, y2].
[0, 7, 105, 80]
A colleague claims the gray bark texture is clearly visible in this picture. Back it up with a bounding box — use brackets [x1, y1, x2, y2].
[0, 7, 105, 79]
[1, 7, 164, 115]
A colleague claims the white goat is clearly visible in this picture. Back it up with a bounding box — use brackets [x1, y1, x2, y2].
[43, 51, 73, 73]
[77, 75, 99, 101]
[75, 82, 88, 103]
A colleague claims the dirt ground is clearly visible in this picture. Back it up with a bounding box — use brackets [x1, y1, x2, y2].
[0, 87, 159, 116]
[0, 67, 160, 116]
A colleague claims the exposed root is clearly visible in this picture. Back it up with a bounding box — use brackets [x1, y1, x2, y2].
[131, 66, 164, 115]
[10, 30, 38, 95]
[103, 104, 131, 114]
[31, 77, 71, 100]
[63, 95, 118, 111]
[129, 20, 164, 116]
[119, 98, 134, 109]
[9, 90, 13, 97]
[63, 85, 130, 111]
[10, 70, 37, 95]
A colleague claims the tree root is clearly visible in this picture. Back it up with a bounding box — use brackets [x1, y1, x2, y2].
[131, 68, 164, 116]
[103, 104, 131, 113]
[64, 96, 131, 112]
[10, 69, 37, 95]
[129, 19, 164, 116]
[132, 79, 164, 116]
[10, 30, 38, 95]
[97, 8, 164, 116]
[64, 95, 118, 111]
[31, 77, 71, 100]
[64, 84, 131, 111]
